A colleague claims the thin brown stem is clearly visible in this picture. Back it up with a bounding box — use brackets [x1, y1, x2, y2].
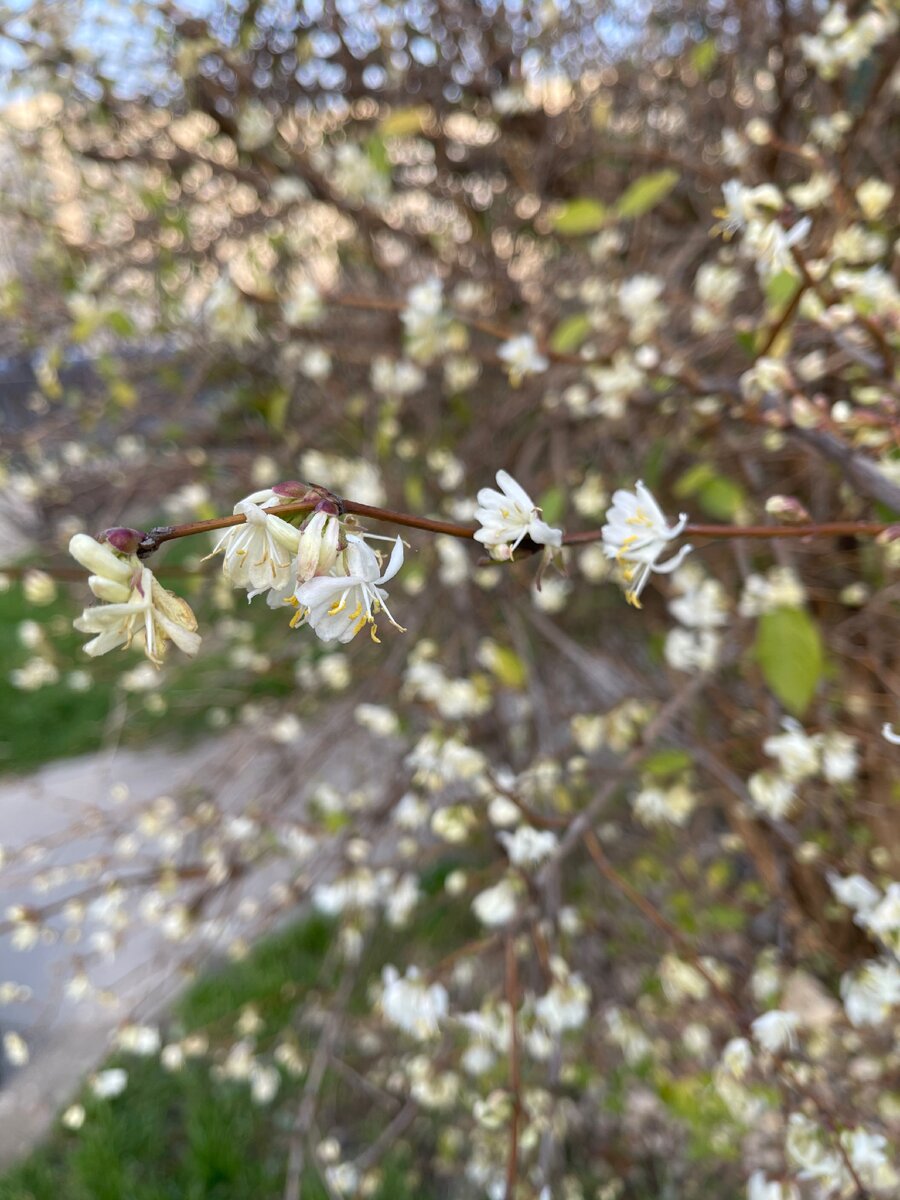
[504, 934, 522, 1200]
[133, 488, 896, 562]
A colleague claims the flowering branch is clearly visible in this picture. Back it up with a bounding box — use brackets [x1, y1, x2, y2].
[135, 493, 896, 559]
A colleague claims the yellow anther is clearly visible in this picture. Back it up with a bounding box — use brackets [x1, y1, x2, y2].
[328, 596, 348, 616]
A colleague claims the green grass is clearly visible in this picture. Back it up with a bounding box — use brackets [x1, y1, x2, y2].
[0, 579, 115, 774]
[0, 915, 430, 1200]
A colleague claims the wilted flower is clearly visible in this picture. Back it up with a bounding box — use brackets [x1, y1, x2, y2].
[602, 482, 692, 607]
[70, 536, 200, 667]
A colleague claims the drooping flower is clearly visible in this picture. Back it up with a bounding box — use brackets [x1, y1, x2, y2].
[289, 534, 405, 644]
[474, 470, 562, 561]
[601, 481, 692, 607]
[296, 508, 341, 583]
[70, 533, 200, 666]
[74, 565, 200, 666]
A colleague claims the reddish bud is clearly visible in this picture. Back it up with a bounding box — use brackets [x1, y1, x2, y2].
[99, 527, 147, 554]
[764, 495, 811, 524]
[272, 481, 315, 499]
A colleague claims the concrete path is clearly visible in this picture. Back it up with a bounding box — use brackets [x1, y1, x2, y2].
[0, 717, 397, 1166]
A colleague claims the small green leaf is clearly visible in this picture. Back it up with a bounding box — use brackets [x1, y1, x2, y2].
[755, 606, 824, 716]
[643, 748, 692, 779]
[615, 169, 679, 219]
[674, 464, 746, 521]
[486, 646, 528, 690]
[538, 486, 566, 525]
[378, 105, 431, 137]
[690, 39, 718, 77]
[366, 135, 391, 177]
[765, 269, 801, 309]
[551, 198, 608, 236]
[266, 387, 290, 432]
[549, 312, 592, 354]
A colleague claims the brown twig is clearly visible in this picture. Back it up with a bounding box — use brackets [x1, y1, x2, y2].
[504, 934, 522, 1200]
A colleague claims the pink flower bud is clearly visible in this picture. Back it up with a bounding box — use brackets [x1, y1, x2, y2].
[100, 527, 147, 554]
[764, 495, 811, 524]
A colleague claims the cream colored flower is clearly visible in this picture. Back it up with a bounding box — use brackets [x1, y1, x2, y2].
[601, 482, 691, 607]
[70, 534, 199, 665]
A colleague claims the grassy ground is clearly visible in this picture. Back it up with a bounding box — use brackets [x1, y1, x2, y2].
[0, 916, 426, 1200]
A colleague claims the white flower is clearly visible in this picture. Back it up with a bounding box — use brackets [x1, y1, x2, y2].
[820, 731, 859, 783]
[474, 470, 562, 561]
[293, 509, 342, 586]
[2, 1031, 29, 1067]
[91, 1068, 128, 1099]
[717, 180, 784, 234]
[282, 279, 322, 326]
[204, 277, 258, 345]
[210, 498, 301, 597]
[841, 958, 900, 1026]
[751, 1009, 799, 1054]
[498, 825, 557, 868]
[747, 1171, 799, 1200]
[828, 872, 880, 914]
[601, 481, 692, 607]
[744, 216, 812, 277]
[380, 966, 448, 1040]
[719, 1036, 754, 1080]
[115, 1024, 161, 1056]
[843, 1128, 897, 1189]
[291, 534, 405, 644]
[859, 882, 900, 942]
[748, 771, 797, 820]
[668, 572, 729, 628]
[534, 969, 591, 1034]
[763, 721, 821, 781]
[632, 782, 697, 828]
[664, 628, 722, 673]
[497, 334, 549, 385]
[72, 553, 201, 667]
[472, 878, 519, 927]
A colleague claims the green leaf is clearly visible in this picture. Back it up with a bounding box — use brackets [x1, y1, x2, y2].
[615, 169, 679, 219]
[755, 606, 824, 716]
[643, 748, 692, 779]
[765, 269, 801, 309]
[105, 310, 136, 338]
[690, 39, 718, 77]
[549, 312, 592, 354]
[538, 486, 566, 525]
[266, 387, 290, 432]
[674, 464, 746, 521]
[551, 198, 608, 236]
[486, 646, 527, 690]
[365, 135, 391, 177]
[378, 105, 431, 137]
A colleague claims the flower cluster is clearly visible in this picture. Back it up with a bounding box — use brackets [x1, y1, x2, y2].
[69, 530, 200, 666]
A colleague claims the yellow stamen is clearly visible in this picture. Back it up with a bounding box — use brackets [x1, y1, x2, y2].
[328, 596, 348, 616]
